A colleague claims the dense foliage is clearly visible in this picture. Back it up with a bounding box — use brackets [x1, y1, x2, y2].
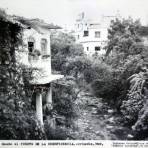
[0, 9, 48, 140]
[97, 18, 148, 139]
[51, 31, 83, 73]
[106, 18, 142, 56]
[51, 31, 85, 130]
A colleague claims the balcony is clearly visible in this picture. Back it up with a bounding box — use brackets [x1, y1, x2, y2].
[28, 52, 51, 69]
[28, 53, 63, 85]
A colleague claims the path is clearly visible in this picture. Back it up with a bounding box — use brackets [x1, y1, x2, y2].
[70, 91, 131, 140]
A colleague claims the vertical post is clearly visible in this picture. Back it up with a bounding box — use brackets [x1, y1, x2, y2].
[45, 83, 56, 129]
[36, 90, 43, 125]
[46, 83, 53, 110]
[48, 32, 51, 74]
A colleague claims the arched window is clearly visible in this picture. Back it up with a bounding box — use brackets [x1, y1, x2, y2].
[28, 36, 35, 53]
[41, 38, 47, 54]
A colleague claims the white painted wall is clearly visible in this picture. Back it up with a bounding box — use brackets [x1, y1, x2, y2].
[83, 41, 106, 55]
[74, 14, 115, 56]
[17, 27, 52, 74]
[23, 28, 51, 55]
[75, 27, 107, 55]
[76, 28, 107, 42]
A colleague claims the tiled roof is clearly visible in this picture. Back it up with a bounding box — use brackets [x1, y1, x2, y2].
[13, 16, 62, 29]
[0, 9, 62, 30]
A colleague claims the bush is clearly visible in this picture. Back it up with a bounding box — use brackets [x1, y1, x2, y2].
[132, 101, 148, 140]
[52, 83, 78, 127]
[120, 92, 144, 125]
[44, 120, 69, 140]
[64, 56, 91, 79]
[0, 112, 46, 140]
[120, 69, 148, 127]
[83, 59, 120, 104]
[51, 31, 83, 73]
[91, 76, 119, 104]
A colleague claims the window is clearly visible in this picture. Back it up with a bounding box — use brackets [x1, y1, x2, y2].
[87, 47, 89, 51]
[41, 38, 47, 54]
[28, 37, 35, 53]
[28, 42, 34, 53]
[84, 31, 89, 37]
[78, 35, 79, 39]
[95, 46, 100, 51]
[95, 31, 100, 38]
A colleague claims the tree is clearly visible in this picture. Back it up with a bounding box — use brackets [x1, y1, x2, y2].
[64, 56, 91, 80]
[104, 17, 148, 138]
[51, 31, 83, 72]
[106, 18, 142, 56]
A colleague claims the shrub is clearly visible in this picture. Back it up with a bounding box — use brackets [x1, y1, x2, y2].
[51, 31, 83, 73]
[121, 69, 148, 126]
[91, 76, 119, 104]
[64, 56, 91, 79]
[132, 100, 148, 140]
[85, 60, 120, 104]
[44, 120, 69, 140]
[0, 112, 46, 140]
[52, 83, 78, 128]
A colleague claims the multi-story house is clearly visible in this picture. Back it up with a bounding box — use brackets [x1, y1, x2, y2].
[12, 17, 64, 125]
[74, 12, 120, 56]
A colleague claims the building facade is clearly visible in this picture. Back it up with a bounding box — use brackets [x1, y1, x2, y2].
[14, 17, 64, 125]
[74, 13, 120, 56]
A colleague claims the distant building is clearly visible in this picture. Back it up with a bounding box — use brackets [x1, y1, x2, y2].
[74, 12, 120, 56]
[138, 26, 148, 46]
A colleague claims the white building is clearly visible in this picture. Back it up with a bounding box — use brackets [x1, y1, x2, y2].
[74, 12, 120, 56]
[13, 17, 64, 125]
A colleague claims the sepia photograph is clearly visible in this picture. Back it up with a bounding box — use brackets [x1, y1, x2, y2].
[0, 0, 148, 142]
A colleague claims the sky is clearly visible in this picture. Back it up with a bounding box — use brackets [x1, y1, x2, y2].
[0, 0, 148, 29]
